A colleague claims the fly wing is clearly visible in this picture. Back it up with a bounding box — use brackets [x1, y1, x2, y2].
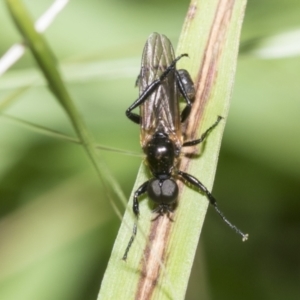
[138, 33, 181, 150]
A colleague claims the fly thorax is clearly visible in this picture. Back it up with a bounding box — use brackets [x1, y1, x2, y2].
[145, 133, 176, 177]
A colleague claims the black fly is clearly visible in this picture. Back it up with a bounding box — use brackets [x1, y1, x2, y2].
[123, 33, 248, 260]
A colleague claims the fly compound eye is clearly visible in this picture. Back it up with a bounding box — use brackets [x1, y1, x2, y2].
[161, 179, 178, 202]
[147, 179, 161, 203]
[147, 178, 178, 204]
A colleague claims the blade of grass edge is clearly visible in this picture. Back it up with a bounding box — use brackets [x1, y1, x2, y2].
[98, 0, 247, 300]
[168, 0, 248, 299]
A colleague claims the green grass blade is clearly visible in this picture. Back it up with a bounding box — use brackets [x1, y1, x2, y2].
[5, 0, 128, 210]
[98, 0, 247, 299]
[1, 112, 141, 157]
[0, 86, 31, 110]
[1, 113, 80, 143]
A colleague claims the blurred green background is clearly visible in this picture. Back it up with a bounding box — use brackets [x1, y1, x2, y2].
[0, 0, 299, 299]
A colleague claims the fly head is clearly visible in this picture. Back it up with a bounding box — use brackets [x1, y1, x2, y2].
[147, 178, 179, 208]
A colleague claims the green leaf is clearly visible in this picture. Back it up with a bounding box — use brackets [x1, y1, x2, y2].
[99, 0, 248, 299]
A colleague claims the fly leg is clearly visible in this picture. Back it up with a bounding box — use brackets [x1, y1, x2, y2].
[182, 116, 223, 147]
[176, 69, 195, 122]
[177, 170, 248, 241]
[126, 54, 188, 124]
[122, 181, 149, 261]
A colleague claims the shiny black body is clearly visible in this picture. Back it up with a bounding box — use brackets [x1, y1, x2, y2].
[123, 33, 247, 260]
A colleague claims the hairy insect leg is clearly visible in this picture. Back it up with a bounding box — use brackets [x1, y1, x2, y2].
[176, 69, 194, 122]
[177, 170, 248, 241]
[125, 54, 188, 124]
[177, 69, 195, 101]
[182, 116, 223, 147]
[122, 181, 149, 261]
[122, 223, 137, 262]
[159, 53, 188, 81]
